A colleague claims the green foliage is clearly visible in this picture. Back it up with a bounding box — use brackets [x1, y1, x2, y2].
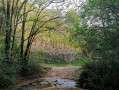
[66, 11, 79, 24]
[23, 61, 42, 76]
[45, 60, 68, 67]
[77, 60, 119, 90]
[70, 59, 95, 66]
[0, 45, 16, 88]
[68, 0, 119, 60]
[0, 45, 19, 88]
[18, 52, 44, 76]
[0, 65, 17, 88]
[29, 52, 47, 64]
[66, 0, 119, 89]
[0, 59, 18, 88]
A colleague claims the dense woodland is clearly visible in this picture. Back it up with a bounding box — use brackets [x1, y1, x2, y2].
[0, 0, 119, 89]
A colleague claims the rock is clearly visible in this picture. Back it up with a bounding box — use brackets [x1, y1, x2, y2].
[40, 81, 49, 85]
[30, 82, 36, 85]
[37, 81, 52, 88]
[37, 78, 46, 83]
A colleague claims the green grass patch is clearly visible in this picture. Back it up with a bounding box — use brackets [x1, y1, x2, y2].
[44, 59, 94, 67]
[70, 59, 93, 66]
[44, 60, 68, 67]
[46, 63, 68, 67]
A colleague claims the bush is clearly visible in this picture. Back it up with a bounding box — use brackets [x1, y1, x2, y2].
[27, 61, 42, 75]
[29, 52, 47, 64]
[19, 52, 43, 76]
[20, 61, 42, 76]
[77, 60, 119, 90]
[0, 62, 18, 88]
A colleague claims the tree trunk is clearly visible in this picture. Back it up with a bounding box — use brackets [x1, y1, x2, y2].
[5, 0, 11, 60]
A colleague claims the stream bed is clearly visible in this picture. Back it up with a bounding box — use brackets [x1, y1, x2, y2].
[18, 77, 78, 90]
[49, 78, 77, 88]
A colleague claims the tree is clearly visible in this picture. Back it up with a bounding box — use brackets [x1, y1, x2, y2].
[70, 0, 119, 89]
[0, 0, 65, 87]
[67, 0, 119, 60]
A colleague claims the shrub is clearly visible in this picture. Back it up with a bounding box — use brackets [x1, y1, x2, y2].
[19, 52, 43, 76]
[20, 60, 42, 76]
[77, 60, 119, 90]
[0, 62, 18, 88]
[27, 61, 42, 75]
[30, 52, 47, 64]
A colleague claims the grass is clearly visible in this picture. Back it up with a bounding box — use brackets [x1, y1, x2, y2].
[44, 60, 68, 67]
[70, 59, 92, 66]
[46, 63, 68, 67]
[44, 59, 93, 67]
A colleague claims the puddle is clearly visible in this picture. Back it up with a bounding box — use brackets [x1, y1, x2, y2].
[49, 78, 77, 88]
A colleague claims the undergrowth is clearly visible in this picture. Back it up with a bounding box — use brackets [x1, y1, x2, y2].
[77, 60, 119, 90]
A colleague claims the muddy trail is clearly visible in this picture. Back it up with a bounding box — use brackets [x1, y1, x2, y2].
[17, 66, 86, 90]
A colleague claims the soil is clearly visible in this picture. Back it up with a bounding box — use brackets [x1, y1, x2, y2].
[43, 65, 81, 80]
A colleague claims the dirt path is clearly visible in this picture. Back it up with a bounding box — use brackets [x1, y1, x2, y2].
[40, 65, 85, 90]
[43, 65, 81, 80]
[17, 66, 84, 90]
